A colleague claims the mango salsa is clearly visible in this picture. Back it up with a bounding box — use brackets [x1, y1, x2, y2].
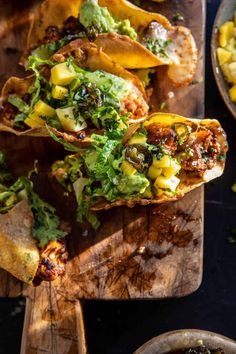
[121, 161, 137, 176]
[56, 107, 87, 132]
[128, 133, 147, 145]
[154, 175, 180, 192]
[217, 15, 236, 104]
[50, 62, 77, 86]
[24, 112, 45, 128]
[219, 21, 234, 48]
[162, 159, 181, 178]
[52, 85, 68, 99]
[152, 155, 170, 168]
[229, 85, 236, 102]
[34, 100, 56, 117]
[216, 48, 232, 66]
[147, 165, 162, 180]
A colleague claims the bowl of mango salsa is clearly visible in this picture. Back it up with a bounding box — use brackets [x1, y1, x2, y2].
[211, 0, 236, 118]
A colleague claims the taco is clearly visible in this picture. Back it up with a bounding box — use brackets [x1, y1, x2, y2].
[0, 153, 68, 285]
[23, 0, 197, 86]
[0, 41, 148, 144]
[51, 112, 228, 228]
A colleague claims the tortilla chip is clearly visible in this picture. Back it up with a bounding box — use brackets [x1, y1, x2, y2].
[0, 200, 39, 284]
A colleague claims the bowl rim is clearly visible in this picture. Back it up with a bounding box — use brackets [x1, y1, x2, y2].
[211, 0, 236, 119]
[134, 329, 236, 354]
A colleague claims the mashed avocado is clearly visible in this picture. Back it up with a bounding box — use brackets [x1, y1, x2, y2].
[116, 174, 150, 195]
[85, 70, 132, 101]
[80, 0, 137, 40]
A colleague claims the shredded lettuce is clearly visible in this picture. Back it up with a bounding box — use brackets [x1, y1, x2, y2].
[8, 95, 30, 114]
[0, 152, 12, 184]
[46, 126, 83, 152]
[31, 33, 86, 60]
[51, 126, 153, 227]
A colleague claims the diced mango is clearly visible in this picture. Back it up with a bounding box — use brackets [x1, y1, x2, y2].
[50, 62, 77, 85]
[229, 84, 236, 102]
[228, 62, 236, 84]
[226, 37, 236, 52]
[152, 155, 170, 168]
[219, 21, 234, 47]
[142, 185, 153, 198]
[128, 133, 147, 145]
[162, 159, 181, 178]
[56, 107, 87, 132]
[216, 48, 232, 66]
[221, 63, 233, 83]
[52, 85, 68, 99]
[147, 165, 162, 180]
[121, 160, 137, 176]
[156, 189, 164, 197]
[118, 121, 126, 130]
[232, 181, 236, 193]
[24, 112, 45, 128]
[34, 100, 55, 117]
[154, 175, 180, 191]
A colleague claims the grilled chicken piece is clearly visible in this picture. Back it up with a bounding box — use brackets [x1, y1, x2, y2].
[145, 122, 227, 173]
[33, 240, 68, 286]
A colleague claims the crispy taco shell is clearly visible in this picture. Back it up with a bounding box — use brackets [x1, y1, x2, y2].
[91, 113, 227, 211]
[98, 0, 172, 31]
[0, 198, 68, 285]
[0, 200, 39, 284]
[27, 0, 83, 51]
[0, 41, 146, 141]
[92, 33, 171, 68]
[24, 0, 197, 85]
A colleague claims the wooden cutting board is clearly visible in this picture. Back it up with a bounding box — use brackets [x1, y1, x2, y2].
[0, 0, 205, 353]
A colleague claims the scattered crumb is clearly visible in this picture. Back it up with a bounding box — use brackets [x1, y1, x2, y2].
[167, 91, 175, 99]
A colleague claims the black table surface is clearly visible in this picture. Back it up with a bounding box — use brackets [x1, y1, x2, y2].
[1, 1, 236, 353]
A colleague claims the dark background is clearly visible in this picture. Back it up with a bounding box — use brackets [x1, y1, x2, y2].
[0, 0, 236, 353]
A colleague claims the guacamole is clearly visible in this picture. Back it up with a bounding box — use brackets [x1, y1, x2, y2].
[80, 0, 137, 40]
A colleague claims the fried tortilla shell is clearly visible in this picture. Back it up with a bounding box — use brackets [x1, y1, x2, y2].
[27, 0, 83, 51]
[24, 0, 197, 85]
[0, 41, 147, 141]
[98, 0, 172, 31]
[0, 200, 39, 284]
[0, 200, 68, 285]
[92, 33, 172, 68]
[91, 113, 228, 211]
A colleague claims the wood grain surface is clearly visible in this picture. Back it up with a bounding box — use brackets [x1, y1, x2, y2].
[0, 0, 205, 352]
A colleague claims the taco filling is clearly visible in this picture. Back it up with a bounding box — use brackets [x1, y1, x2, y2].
[0, 54, 148, 138]
[51, 113, 228, 229]
[0, 153, 68, 285]
[25, 0, 197, 85]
